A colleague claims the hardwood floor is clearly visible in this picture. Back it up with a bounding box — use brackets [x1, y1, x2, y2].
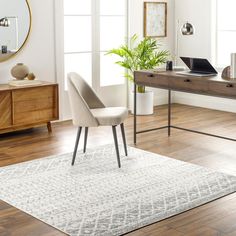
[0, 104, 236, 236]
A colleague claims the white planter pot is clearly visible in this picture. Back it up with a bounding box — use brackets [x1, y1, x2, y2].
[131, 91, 154, 115]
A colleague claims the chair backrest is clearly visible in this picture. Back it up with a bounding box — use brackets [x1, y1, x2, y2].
[67, 72, 105, 127]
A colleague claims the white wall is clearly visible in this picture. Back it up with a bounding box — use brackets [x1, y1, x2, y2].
[128, 0, 175, 108]
[174, 0, 236, 113]
[0, 0, 56, 84]
[175, 0, 213, 64]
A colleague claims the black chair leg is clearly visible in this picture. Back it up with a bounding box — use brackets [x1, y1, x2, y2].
[72, 127, 82, 166]
[112, 126, 121, 168]
[83, 127, 88, 153]
[120, 123, 128, 156]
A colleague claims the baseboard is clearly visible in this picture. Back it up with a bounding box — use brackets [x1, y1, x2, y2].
[173, 92, 236, 113]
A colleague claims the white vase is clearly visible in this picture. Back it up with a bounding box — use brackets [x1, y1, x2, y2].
[131, 91, 154, 115]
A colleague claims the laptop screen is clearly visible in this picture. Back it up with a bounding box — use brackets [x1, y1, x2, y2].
[180, 57, 218, 74]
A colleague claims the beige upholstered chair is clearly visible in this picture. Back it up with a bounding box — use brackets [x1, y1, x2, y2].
[67, 72, 128, 168]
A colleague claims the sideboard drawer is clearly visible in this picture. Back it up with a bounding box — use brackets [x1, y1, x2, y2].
[169, 77, 208, 93]
[13, 97, 54, 114]
[208, 81, 236, 97]
[13, 86, 54, 102]
[12, 86, 57, 125]
[13, 109, 55, 125]
[134, 72, 169, 88]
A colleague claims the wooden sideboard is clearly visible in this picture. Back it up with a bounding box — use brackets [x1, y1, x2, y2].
[0, 82, 59, 134]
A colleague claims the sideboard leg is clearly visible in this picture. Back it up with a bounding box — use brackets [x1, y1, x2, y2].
[47, 122, 52, 133]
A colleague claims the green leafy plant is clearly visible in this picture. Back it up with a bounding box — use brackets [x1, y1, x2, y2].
[106, 34, 169, 93]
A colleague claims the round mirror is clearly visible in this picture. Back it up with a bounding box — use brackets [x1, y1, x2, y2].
[0, 0, 31, 62]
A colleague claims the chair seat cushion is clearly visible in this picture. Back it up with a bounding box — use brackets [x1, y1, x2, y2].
[91, 107, 128, 126]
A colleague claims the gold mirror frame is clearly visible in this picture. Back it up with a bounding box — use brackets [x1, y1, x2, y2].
[0, 0, 32, 63]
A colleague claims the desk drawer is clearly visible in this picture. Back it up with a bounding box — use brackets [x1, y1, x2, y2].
[208, 81, 236, 97]
[135, 72, 169, 88]
[169, 77, 208, 93]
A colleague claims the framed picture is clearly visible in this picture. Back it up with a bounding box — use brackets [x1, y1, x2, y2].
[144, 2, 167, 37]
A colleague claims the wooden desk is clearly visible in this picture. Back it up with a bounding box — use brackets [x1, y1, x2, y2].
[0, 82, 59, 134]
[133, 70, 236, 144]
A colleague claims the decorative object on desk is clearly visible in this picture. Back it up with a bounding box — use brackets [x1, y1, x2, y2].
[230, 53, 236, 79]
[27, 72, 36, 80]
[221, 66, 231, 80]
[0, 144, 236, 236]
[144, 2, 167, 37]
[166, 61, 173, 71]
[11, 63, 29, 80]
[175, 20, 195, 65]
[107, 34, 169, 115]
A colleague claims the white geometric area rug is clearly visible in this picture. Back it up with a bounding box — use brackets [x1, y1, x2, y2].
[0, 145, 236, 236]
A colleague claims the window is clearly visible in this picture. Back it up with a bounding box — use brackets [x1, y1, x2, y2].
[216, 0, 236, 67]
[64, 0, 127, 89]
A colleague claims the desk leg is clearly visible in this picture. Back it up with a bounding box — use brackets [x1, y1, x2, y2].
[168, 89, 171, 136]
[134, 83, 137, 144]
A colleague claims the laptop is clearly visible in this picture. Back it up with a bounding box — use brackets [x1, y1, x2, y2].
[176, 57, 218, 77]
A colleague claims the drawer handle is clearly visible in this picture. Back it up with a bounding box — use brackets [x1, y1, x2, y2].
[226, 84, 233, 88]
[147, 74, 154, 78]
[184, 79, 191, 82]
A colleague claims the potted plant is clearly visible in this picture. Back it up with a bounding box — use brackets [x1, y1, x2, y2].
[106, 34, 169, 115]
